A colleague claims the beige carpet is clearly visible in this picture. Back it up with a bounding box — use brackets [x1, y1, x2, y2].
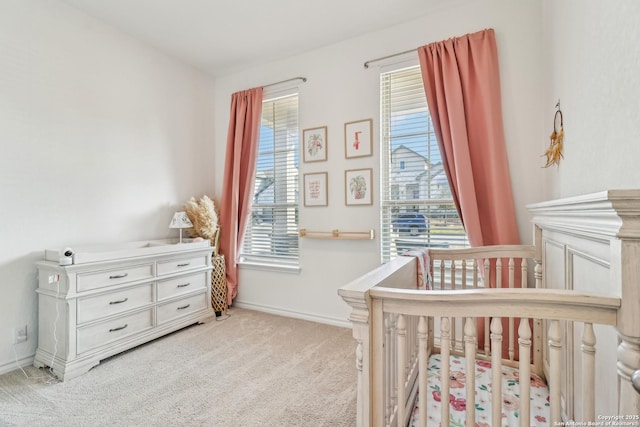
[0, 309, 357, 427]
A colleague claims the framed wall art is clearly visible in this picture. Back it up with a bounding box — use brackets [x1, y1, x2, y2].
[302, 126, 328, 162]
[344, 119, 373, 159]
[303, 172, 328, 207]
[345, 168, 373, 206]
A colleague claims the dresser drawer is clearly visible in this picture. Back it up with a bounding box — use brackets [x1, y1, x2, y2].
[157, 292, 208, 324]
[77, 309, 154, 354]
[77, 263, 154, 292]
[77, 283, 154, 324]
[157, 255, 208, 276]
[157, 272, 206, 301]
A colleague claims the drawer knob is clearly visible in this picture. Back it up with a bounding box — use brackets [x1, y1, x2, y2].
[177, 304, 191, 310]
[109, 298, 129, 305]
[177, 283, 191, 288]
[109, 273, 129, 279]
[109, 324, 128, 332]
[177, 262, 190, 267]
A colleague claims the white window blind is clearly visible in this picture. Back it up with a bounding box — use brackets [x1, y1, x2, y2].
[240, 93, 299, 267]
[380, 66, 468, 263]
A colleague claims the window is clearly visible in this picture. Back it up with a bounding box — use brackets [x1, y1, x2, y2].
[380, 65, 468, 263]
[240, 93, 299, 269]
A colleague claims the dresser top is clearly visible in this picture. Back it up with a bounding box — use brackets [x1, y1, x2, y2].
[44, 238, 211, 265]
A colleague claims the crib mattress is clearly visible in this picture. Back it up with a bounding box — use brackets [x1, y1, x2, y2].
[409, 354, 550, 427]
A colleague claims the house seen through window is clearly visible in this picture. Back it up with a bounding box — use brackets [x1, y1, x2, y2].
[380, 65, 468, 263]
[240, 93, 299, 268]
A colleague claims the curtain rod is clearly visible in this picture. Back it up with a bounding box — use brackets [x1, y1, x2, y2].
[263, 76, 307, 88]
[364, 48, 416, 69]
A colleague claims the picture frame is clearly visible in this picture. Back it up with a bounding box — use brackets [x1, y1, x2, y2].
[302, 126, 328, 162]
[344, 119, 373, 159]
[345, 168, 373, 206]
[303, 172, 328, 207]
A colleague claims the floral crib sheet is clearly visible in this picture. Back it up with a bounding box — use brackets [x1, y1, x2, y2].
[409, 354, 550, 427]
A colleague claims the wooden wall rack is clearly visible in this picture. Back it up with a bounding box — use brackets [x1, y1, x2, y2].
[298, 229, 374, 240]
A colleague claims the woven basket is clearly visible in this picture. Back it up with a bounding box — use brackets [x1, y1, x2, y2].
[211, 254, 227, 314]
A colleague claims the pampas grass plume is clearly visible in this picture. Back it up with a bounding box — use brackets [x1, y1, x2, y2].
[184, 195, 219, 243]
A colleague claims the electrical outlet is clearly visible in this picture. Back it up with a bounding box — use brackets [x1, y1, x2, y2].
[13, 325, 27, 344]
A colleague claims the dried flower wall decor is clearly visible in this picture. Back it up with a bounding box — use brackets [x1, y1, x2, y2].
[543, 103, 564, 168]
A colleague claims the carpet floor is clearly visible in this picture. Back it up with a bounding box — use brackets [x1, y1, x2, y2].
[0, 308, 357, 427]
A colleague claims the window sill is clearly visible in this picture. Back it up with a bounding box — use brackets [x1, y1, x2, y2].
[238, 261, 301, 275]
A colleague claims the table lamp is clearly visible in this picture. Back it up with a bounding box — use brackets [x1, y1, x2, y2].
[169, 211, 193, 243]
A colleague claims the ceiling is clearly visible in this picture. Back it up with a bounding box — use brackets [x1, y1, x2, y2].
[60, 0, 463, 77]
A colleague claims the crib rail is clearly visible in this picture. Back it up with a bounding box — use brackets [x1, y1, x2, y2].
[370, 287, 620, 427]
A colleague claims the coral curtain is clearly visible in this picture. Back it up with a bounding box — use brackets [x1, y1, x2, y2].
[218, 87, 264, 306]
[417, 29, 519, 248]
[418, 29, 521, 358]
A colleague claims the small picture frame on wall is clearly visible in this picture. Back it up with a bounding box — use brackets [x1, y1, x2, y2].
[303, 172, 328, 207]
[344, 119, 373, 159]
[345, 168, 373, 206]
[302, 126, 328, 162]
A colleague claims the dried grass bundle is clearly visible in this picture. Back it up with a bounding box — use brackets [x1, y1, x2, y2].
[184, 195, 219, 248]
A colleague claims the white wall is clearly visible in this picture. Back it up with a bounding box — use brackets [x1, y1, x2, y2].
[213, 0, 545, 325]
[542, 0, 640, 198]
[0, 0, 215, 373]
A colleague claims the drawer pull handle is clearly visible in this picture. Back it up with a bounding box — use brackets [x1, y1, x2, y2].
[177, 263, 190, 267]
[177, 283, 190, 288]
[109, 298, 129, 305]
[109, 273, 129, 279]
[109, 324, 128, 332]
[177, 304, 191, 310]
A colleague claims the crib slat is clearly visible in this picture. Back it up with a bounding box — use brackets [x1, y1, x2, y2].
[464, 318, 476, 427]
[473, 259, 478, 289]
[518, 318, 532, 427]
[508, 259, 515, 362]
[441, 317, 451, 426]
[521, 259, 528, 288]
[484, 259, 490, 287]
[509, 257, 515, 288]
[509, 317, 515, 361]
[462, 259, 467, 289]
[450, 260, 456, 290]
[397, 314, 407, 426]
[484, 319, 490, 356]
[490, 317, 503, 425]
[418, 316, 428, 427]
[496, 258, 502, 288]
[385, 314, 395, 423]
[582, 322, 596, 422]
[549, 320, 562, 424]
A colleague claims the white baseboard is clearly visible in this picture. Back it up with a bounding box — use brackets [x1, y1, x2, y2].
[0, 353, 34, 376]
[233, 301, 351, 328]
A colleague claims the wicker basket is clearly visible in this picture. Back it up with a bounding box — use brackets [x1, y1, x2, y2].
[211, 254, 227, 315]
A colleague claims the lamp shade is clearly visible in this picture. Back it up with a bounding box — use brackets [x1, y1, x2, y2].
[169, 211, 193, 229]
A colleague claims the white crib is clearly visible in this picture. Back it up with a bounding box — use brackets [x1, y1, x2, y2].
[339, 190, 640, 426]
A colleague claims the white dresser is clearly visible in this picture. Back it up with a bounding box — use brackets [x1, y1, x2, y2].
[34, 239, 215, 380]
